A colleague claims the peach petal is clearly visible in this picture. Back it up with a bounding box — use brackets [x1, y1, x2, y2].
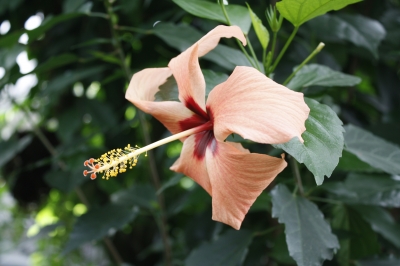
[125, 68, 194, 135]
[206, 141, 287, 230]
[170, 135, 212, 194]
[168, 25, 247, 115]
[207, 66, 310, 144]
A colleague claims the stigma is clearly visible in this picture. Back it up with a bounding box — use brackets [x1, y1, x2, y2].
[83, 144, 145, 180]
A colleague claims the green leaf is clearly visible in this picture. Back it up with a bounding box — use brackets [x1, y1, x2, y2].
[172, 0, 251, 34]
[286, 64, 361, 91]
[309, 14, 386, 59]
[31, 53, 78, 74]
[44, 169, 85, 193]
[246, 4, 269, 49]
[63, 203, 138, 253]
[344, 124, 400, 176]
[111, 184, 157, 209]
[276, 0, 362, 27]
[331, 204, 380, 263]
[0, 135, 32, 168]
[358, 258, 400, 266]
[274, 98, 344, 185]
[185, 229, 253, 266]
[153, 23, 252, 70]
[0, 30, 24, 48]
[27, 13, 85, 41]
[157, 174, 183, 195]
[323, 173, 400, 207]
[336, 150, 380, 173]
[155, 69, 228, 101]
[90, 51, 120, 65]
[354, 205, 400, 249]
[271, 184, 339, 266]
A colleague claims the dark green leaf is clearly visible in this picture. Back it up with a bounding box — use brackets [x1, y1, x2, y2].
[358, 258, 400, 266]
[336, 150, 380, 173]
[309, 14, 386, 58]
[111, 184, 157, 209]
[247, 4, 269, 49]
[27, 13, 85, 41]
[153, 23, 252, 70]
[286, 64, 361, 91]
[323, 173, 400, 207]
[44, 169, 85, 193]
[63, 203, 138, 253]
[0, 30, 24, 48]
[155, 69, 228, 101]
[354, 205, 400, 248]
[90, 51, 120, 65]
[274, 98, 344, 185]
[276, 0, 362, 27]
[172, 0, 251, 34]
[331, 204, 379, 263]
[185, 229, 253, 266]
[31, 53, 78, 74]
[157, 174, 183, 195]
[0, 135, 32, 168]
[271, 184, 339, 266]
[344, 124, 400, 175]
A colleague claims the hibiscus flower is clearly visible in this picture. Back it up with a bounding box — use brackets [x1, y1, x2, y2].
[123, 25, 310, 229]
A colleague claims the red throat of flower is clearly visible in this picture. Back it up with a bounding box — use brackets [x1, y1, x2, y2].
[179, 97, 216, 160]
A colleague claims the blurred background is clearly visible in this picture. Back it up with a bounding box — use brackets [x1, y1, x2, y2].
[0, 0, 399, 265]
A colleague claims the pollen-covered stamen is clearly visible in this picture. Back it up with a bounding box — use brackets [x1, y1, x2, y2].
[83, 123, 214, 181]
[83, 145, 141, 180]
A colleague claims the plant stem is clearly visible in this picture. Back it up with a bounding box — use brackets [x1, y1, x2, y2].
[265, 31, 277, 75]
[115, 25, 153, 35]
[308, 197, 342, 205]
[219, 0, 258, 69]
[104, 1, 172, 265]
[269, 26, 299, 74]
[246, 35, 261, 71]
[283, 42, 325, 86]
[290, 156, 304, 196]
[10, 99, 124, 265]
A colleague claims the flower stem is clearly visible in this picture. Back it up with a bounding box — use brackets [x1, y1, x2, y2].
[265, 31, 277, 76]
[290, 156, 304, 196]
[269, 26, 299, 74]
[283, 42, 325, 86]
[219, 0, 259, 70]
[246, 35, 261, 71]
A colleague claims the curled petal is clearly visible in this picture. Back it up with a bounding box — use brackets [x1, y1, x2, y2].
[207, 66, 310, 144]
[125, 68, 194, 134]
[206, 141, 287, 230]
[196, 25, 246, 57]
[168, 25, 247, 117]
[170, 134, 212, 194]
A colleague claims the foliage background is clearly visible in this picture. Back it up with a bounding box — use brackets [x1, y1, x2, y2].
[0, 0, 399, 265]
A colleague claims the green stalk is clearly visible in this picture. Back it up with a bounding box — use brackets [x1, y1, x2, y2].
[265, 31, 277, 75]
[290, 156, 304, 196]
[262, 48, 267, 74]
[219, 0, 259, 69]
[246, 35, 261, 71]
[283, 42, 325, 86]
[270, 26, 299, 74]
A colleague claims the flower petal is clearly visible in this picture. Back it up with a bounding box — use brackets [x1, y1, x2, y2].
[168, 25, 247, 117]
[170, 134, 212, 194]
[125, 68, 194, 134]
[207, 66, 310, 144]
[206, 141, 287, 230]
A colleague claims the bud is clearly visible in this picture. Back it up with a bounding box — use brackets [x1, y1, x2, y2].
[266, 6, 283, 33]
